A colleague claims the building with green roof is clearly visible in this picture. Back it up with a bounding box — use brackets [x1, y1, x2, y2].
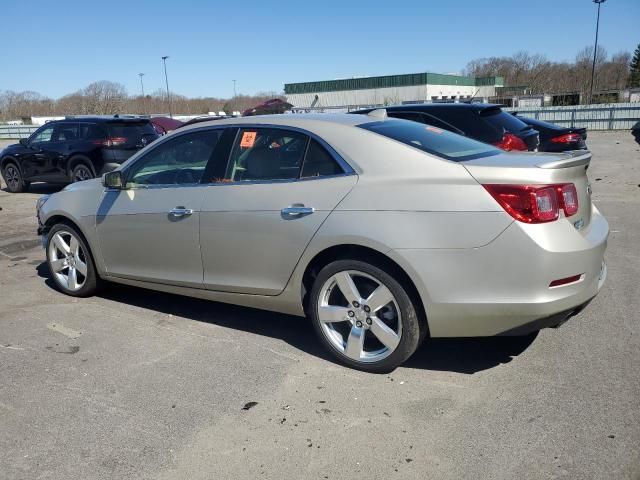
[284, 72, 504, 110]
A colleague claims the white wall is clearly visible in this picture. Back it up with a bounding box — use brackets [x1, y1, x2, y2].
[286, 84, 497, 108]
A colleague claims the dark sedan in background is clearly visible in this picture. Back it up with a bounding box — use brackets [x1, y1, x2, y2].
[351, 103, 540, 152]
[513, 114, 587, 152]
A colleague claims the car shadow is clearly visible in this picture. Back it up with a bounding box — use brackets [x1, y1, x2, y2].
[35, 262, 537, 374]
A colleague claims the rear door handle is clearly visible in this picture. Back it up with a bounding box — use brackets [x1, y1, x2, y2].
[169, 207, 194, 217]
[281, 205, 315, 216]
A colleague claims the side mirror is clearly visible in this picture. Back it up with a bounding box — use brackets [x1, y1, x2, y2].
[102, 171, 123, 189]
[19, 138, 28, 146]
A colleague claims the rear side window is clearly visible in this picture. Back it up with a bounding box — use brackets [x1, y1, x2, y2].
[106, 121, 158, 145]
[480, 108, 530, 134]
[226, 128, 309, 181]
[359, 119, 500, 161]
[54, 122, 79, 141]
[79, 123, 108, 140]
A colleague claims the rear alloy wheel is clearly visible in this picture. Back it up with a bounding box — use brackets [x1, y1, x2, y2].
[2, 163, 28, 193]
[71, 164, 94, 183]
[46, 224, 98, 297]
[310, 259, 422, 373]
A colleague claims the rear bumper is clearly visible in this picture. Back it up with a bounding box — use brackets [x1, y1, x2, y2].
[391, 205, 608, 337]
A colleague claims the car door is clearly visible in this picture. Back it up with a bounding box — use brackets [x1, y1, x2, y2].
[96, 128, 223, 288]
[200, 126, 357, 295]
[21, 124, 56, 179]
[49, 122, 80, 178]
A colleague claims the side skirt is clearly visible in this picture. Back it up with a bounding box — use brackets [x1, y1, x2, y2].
[101, 275, 305, 317]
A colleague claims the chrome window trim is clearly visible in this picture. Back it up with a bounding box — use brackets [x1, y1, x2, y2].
[118, 123, 356, 190]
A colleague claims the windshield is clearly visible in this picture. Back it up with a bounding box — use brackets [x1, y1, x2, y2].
[358, 119, 501, 161]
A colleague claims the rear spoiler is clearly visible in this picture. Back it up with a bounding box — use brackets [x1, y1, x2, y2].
[536, 151, 591, 169]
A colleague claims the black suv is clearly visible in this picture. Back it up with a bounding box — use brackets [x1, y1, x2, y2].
[1, 116, 158, 192]
[351, 103, 540, 152]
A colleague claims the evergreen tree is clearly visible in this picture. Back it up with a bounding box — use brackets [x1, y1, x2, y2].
[629, 43, 640, 88]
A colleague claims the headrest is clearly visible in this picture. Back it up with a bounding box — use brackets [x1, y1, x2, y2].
[245, 147, 280, 179]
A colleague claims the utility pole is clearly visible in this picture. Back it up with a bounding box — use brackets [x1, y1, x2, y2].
[162, 56, 172, 117]
[589, 0, 606, 104]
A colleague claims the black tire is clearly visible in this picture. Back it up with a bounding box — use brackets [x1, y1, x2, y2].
[71, 163, 94, 183]
[309, 259, 422, 373]
[2, 162, 28, 193]
[46, 223, 99, 297]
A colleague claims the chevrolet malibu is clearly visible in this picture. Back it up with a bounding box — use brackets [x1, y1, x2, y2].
[36, 112, 608, 372]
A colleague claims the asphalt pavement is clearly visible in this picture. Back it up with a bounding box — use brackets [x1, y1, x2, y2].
[0, 131, 639, 479]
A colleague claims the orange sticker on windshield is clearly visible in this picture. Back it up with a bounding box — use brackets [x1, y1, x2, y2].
[426, 126, 444, 134]
[240, 131, 257, 148]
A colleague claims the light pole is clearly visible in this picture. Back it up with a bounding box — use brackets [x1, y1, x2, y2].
[138, 73, 145, 114]
[232, 79, 237, 114]
[589, 0, 606, 104]
[138, 73, 145, 97]
[162, 56, 172, 117]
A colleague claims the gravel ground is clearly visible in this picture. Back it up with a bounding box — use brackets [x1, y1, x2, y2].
[0, 131, 639, 479]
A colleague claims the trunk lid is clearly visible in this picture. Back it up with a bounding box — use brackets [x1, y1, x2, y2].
[462, 151, 593, 230]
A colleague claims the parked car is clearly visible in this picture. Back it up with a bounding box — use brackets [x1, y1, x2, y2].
[243, 98, 293, 116]
[513, 114, 587, 152]
[1, 116, 158, 193]
[36, 113, 608, 372]
[351, 103, 540, 152]
[150, 116, 184, 135]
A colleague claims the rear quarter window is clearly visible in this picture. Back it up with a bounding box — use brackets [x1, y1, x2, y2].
[359, 119, 500, 161]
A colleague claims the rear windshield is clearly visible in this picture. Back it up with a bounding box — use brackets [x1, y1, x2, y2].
[106, 122, 158, 143]
[480, 107, 531, 133]
[358, 119, 500, 161]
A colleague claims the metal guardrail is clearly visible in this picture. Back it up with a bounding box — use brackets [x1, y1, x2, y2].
[0, 125, 39, 139]
[503, 103, 640, 130]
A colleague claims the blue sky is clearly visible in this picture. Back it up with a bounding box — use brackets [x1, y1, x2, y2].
[2, 0, 639, 99]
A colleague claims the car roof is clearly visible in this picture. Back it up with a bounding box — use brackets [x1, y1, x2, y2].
[58, 115, 151, 123]
[353, 103, 505, 114]
[177, 113, 373, 133]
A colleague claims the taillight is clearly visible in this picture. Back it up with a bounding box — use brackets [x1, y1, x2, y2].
[493, 132, 528, 151]
[93, 137, 127, 147]
[483, 183, 579, 223]
[557, 183, 579, 217]
[550, 133, 582, 144]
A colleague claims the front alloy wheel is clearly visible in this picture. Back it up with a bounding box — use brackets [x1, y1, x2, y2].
[3, 163, 27, 193]
[310, 259, 422, 372]
[46, 224, 98, 297]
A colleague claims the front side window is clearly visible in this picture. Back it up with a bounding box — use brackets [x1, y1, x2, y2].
[359, 119, 500, 161]
[126, 130, 221, 186]
[30, 125, 55, 144]
[225, 128, 309, 181]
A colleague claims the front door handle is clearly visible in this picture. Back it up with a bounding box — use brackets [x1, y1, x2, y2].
[169, 207, 194, 217]
[281, 205, 315, 216]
